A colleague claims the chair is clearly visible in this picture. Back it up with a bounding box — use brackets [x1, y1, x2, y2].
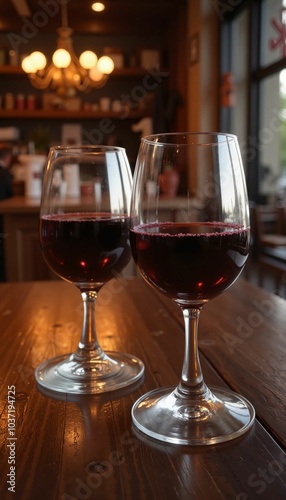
[277, 204, 286, 234]
[252, 204, 286, 292]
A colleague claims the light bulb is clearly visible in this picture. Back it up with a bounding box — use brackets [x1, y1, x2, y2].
[29, 51, 47, 70]
[52, 49, 71, 68]
[79, 50, 98, 69]
[89, 65, 104, 82]
[92, 3, 105, 12]
[97, 56, 114, 75]
[21, 56, 37, 74]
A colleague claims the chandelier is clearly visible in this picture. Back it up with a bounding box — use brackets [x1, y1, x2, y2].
[21, 3, 114, 98]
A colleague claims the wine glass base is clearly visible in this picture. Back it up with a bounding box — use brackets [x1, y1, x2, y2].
[35, 351, 144, 394]
[132, 385, 255, 446]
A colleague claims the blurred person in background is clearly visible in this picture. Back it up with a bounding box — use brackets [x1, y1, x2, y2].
[0, 143, 13, 200]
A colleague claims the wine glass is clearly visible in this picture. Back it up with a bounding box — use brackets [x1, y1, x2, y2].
[35, 145, 144, 394]
[129, 132, 255, 445]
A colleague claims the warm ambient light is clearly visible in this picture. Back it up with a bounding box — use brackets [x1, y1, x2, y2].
[21, 3, 113, 98]
[79, 50, 98, 69]
[92, 3, 105, 12]
[29, 51, 47, 71]
[89, 65, 105, 82]
[97, 55, 114, 74]
[52, 48, 71, 69]
[21, 56, 37, 73]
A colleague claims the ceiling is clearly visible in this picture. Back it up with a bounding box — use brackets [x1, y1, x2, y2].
[0, 0, 183, 35]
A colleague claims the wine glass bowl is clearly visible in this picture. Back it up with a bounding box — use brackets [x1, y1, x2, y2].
[35, 145, 144, 394]
[129, 133, 255, 445]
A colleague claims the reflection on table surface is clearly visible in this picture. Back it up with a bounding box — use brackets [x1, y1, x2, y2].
[0, 276, 286, 498]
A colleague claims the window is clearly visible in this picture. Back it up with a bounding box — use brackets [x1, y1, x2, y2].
[230, 8, 249, 167]
[220, 0, 286, 204]
[258, 1, 286, 202]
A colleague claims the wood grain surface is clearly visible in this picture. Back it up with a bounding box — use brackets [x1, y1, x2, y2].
[0, 277, 286, 499]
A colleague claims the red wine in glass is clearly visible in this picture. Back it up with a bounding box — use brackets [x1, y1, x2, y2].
[130, 222, 250, 302]
[40, 213, 131, 290]
[35, 145, 144, 395]
[130, 132, 255, 445]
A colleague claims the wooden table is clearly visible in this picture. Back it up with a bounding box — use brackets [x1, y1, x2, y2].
[0, 276, 286, 499]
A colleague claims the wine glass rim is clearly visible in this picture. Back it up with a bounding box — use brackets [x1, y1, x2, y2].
[142, 132, 238, 146]
[49, 144, 126, 154]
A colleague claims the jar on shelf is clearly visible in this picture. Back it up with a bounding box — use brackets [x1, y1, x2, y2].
[5, 92, 14, 110]
[103, 47, 124, 68]
[9, 50, 18, 66]
[16, 94, 25, 110]
[27, 94, 36, 110]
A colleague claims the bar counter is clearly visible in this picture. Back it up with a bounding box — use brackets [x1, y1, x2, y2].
[0, 276, 286, 499]
[0, 196, 49, 282]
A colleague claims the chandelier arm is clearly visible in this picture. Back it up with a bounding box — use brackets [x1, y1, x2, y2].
[75, 75, 109, 91]
[27, 75, 49, 90]
[69, 51, 109, 91]
[89, 75, 109, 89]
[27, 60, 111, 96]
[28, 63, 57, 89]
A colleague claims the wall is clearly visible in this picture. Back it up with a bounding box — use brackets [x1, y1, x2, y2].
[187, 0, 220, 132]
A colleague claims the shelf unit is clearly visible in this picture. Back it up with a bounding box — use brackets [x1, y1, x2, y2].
[0, 65, 155, 119]
[0, 65, 152, 77]
[0, 109, 145, 120]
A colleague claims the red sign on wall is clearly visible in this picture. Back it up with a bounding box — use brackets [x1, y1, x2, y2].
[269, 8, 286, 58]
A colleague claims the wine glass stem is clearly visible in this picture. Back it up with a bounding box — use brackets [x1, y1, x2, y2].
[76, 291, 102, 358]
[176, 307, 207, 398]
